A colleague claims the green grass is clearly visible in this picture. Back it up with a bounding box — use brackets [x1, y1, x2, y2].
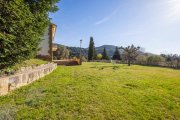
[0, 59, 48, 75]
[0, 62, 180, 119]
[12, 59, 48, 70]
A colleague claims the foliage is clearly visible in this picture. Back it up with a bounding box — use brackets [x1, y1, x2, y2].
[135, 54, 148, 64]
[88, 37, 96, 60]
[0, 0, 59, 70]
[97, 54, 103, 60]
[81, 56, 87, 62]
[120, 45, 140, 66]
[112, 47, 121, 60]
[102, 48, 109, 60]
[93, 47, 97, 60]
[0, 59, 47, 76]
[0, 63, 180, 119]
[147, 55, 165, 66]
[53, 45, 69, 60]
[66, 46, 88, 58]
[161, 54, 180, 68]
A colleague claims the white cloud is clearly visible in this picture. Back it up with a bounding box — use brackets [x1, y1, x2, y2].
[95, 8, 119, 25]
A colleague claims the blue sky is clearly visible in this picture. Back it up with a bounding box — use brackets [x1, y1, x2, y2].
[50, 0, 180, 54]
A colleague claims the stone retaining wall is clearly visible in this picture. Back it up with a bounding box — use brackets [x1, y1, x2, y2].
[0, 63, 57, 95]
[53, 59, 81, 66]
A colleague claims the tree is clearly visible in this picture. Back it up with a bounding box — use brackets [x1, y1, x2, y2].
[88, 37, 96, 60]
[93, 47, 97, 60]
[97, 54, 103, 60]
[147, 55, 165, 66]
[136, 54, 148, 64]
[112, 47, 121, 60]
[102, 48, 109, 60]
[120, 45, 140, 66]
[161, 54, 180, 68]
[0, 0, 59, 70]
[53, 45, 69, 60]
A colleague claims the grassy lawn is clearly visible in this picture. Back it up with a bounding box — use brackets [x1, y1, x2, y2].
[11, 59, 48, 70]
[0, 59, 48, 76]
[0, 62, 180, 119]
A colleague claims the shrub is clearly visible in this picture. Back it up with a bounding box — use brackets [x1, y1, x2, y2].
[0, 0, 59, 70]
[147, 55, 165, 66]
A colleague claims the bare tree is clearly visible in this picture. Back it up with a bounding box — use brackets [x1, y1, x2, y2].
[120, 45, 140, 66]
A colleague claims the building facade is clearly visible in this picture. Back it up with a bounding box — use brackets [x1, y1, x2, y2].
[37, 23, 57, 61]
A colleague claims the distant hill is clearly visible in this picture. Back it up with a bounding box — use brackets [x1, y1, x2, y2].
[66, 46, 88, 57]
[54, 44, 118, 57]
[53, 43, 146, 58]
[95, 45, 119, 57]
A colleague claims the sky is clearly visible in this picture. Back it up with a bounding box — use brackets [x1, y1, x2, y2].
[50, 0, 180, 54]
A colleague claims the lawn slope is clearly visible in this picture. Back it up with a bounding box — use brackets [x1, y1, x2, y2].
[0, 62, 180, 119]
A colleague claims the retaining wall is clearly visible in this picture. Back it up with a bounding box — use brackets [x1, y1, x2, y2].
[53, 59, 81, 66]
[0, 63, 57, 95]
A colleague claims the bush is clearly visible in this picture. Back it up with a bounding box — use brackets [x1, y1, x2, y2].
[136, 55, 148, 65]
[147, 55, 165, 66]
[0, 0, 59, 70]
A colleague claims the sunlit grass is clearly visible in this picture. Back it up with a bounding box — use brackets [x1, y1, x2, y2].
[0, 62, 180, 119]
[13, 59, 48, 69]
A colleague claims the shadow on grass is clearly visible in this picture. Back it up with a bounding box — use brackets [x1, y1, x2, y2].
[90, 65, 120, 70]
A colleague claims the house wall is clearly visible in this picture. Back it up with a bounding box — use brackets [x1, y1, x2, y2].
[38, 26, 50, 56]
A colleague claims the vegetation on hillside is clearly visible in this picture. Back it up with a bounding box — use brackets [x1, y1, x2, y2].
[0, 0, 59, 70]
[0, 62, 179, 119]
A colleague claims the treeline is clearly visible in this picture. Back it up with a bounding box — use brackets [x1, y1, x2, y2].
[135, 54, 180, 69]
[88, 37, 111, 61]
[0, 0, 59, 70]
[53, 37, 180, 69]
[53, 44, 88, 60]
[87, 38, 180, 69]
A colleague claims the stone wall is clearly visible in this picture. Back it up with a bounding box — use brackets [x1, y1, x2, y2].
[53, 59, 81, 66]
[0, 63, 57, 95]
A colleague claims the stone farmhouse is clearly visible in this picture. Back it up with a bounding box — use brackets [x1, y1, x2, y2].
[37, 23, 57, 61]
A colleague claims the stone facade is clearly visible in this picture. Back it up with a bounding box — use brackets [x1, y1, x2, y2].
[0, 63, 57, 95]
[37, 23, 57, 61]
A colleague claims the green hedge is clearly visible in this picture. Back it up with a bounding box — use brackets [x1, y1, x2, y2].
[0, 0, 59, 70]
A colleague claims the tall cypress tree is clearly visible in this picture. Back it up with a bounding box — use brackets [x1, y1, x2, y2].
[88, 37, 94, 60]
[112, 47, 121, 60]
[102, 48, 109, 60]
[93, 47, 97, 60]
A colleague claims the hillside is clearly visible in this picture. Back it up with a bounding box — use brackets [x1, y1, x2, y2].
[54, 44, 118, 57]
[95, 45, 119, 57]
[54, 43, 147, 58]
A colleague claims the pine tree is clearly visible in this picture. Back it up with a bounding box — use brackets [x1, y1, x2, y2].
[102, 48, 109, 60]
[112, 47, 121, 60]
[88, 37, 94, 60]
